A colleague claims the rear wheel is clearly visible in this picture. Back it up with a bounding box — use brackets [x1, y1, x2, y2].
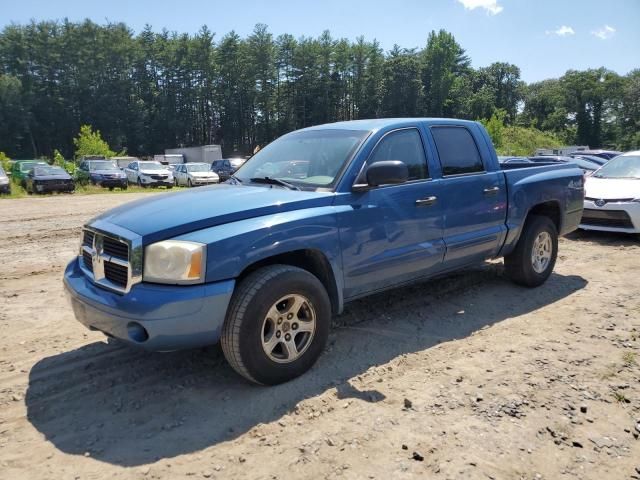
[505, 215, 558, 287]
[221, 265, 331, 385]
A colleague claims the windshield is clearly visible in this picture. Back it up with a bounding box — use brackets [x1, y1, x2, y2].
[592, 155, 640, 179]
[186, 164, 210, 172]
[0, 166, 5, 176]
[89, 161, 119, 171]
[34, 166, 66, 176]
[235, 129, 369, 188]
[20, 162, 44, 172]
[139, 162, 164, 170]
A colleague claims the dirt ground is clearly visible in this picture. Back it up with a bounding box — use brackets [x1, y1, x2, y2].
[0, 193, 639, 480]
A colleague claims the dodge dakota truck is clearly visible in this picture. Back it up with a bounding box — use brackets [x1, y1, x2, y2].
[64, 119, 584, 385]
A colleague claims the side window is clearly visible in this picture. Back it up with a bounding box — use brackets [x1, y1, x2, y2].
[431, 126, 484, 176]
[224, 160, 231, 168]
[368, 129, 428, 181]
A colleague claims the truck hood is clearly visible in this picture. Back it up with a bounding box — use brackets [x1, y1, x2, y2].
[585, 177, 640, 199]
[92, 184, 335, 242]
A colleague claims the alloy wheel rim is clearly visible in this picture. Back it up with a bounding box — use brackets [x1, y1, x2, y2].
[531, 231, 552, 273]
[261, 294, 316, 363]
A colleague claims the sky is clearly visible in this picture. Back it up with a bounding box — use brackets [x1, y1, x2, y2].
[2, 0, 639, 83]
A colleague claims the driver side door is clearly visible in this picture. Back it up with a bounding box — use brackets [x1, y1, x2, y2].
[338, 127, 445, 299]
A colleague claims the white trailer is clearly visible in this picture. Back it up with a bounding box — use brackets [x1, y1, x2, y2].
[154, 154, 184, 166]
[164, 145, 222, 165]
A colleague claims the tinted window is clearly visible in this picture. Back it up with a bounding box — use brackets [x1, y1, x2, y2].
[368, 129, 428, 180]
[431, 127, 484, 176]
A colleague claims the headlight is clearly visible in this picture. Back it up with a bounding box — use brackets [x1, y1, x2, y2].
[0, 177, 8, 185]
[144, 240, 206, 284]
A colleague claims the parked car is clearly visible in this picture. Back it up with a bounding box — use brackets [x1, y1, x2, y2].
[211, 159, 233, 181]
[79, 160, 128, 190]
[573, 149, 622, 160]
[173, 163, 220, 187]
[568, 154, 608, 166]
[25, 165, 75, 194]
[498, 156, 533, 165]
[580, 151, 640, 234]
[64, 118, 583, 385]
[124, 161, 174, 188]
[11, 160, 48, 187]
[0, 165, 10, 194]
[528, 155, 600, 175]
[228, 157, 249, 172]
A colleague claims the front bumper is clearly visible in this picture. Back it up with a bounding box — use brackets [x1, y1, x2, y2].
[579, 200, 640, 233]
[64, 258, 235, 351]
[96, 178, 128, 188]
[190, 178, 219, 186]
[35, 183, 75, 193]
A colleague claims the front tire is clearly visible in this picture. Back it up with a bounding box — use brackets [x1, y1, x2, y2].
[221, 265, 331, 385]
[504, 215, 558, 287]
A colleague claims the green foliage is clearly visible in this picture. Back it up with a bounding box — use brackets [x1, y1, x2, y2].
[0, 20, 637, 158]
[497, 126, 563, 156]
[481, 109, 507, 149]
[73, 125, 119, 160]
[53, 149, 78, 176]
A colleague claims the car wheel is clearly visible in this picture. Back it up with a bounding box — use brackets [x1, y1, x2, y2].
[221, 265, 331, 385]
[122, 184, 128, 190]
[174, 178, 179, 187]
[504, 215, 558, 287]
[137, 177, 145, 188]
[188, 179, 193, 188]
[109, 187, 114, 191]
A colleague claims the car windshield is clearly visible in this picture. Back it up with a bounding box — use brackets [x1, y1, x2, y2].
[186, 164, 210, 172]
[20, 162, 44, 172]
[89, 161, 119, 171]
[234, 129, 369, 188]
[592, 155, 640, 179]
[0, 166, 5, 176]
[139, 162, 163, 170]
[34, 166, 66, 176]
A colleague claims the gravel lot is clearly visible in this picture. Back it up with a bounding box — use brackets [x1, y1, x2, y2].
[0, 193, 639, 480]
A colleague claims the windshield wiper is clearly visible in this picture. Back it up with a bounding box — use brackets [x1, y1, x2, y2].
[229, 174, 243, 184]
[249, 176, 299, 190]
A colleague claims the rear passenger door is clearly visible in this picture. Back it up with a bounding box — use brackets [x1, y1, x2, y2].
[429, 125, 507, 267]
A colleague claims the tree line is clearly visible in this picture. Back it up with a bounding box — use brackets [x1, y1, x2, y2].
[0, 20, 638, 159]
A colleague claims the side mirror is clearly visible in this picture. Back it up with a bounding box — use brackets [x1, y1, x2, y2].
[360, 160, 409, 189]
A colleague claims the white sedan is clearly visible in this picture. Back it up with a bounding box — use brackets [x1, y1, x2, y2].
[580, 151, 640, 233]
[173, 163, 220, 187]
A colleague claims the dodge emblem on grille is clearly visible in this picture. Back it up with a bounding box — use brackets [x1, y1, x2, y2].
[594, 199, 606, 207]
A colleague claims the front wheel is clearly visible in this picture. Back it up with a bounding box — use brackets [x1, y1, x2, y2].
[188, 179, 193, 188]
[221, 265, 331, 385]
[504, 215, 558, 287]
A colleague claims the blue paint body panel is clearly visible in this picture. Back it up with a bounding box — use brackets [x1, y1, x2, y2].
[64, 118, 584, 351]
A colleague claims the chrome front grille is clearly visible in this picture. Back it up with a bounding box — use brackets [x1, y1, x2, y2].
[79, 226, 142, 294]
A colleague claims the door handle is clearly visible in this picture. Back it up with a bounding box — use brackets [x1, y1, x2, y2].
[483, 186, 500, 195]
[415, 196, 437, 206]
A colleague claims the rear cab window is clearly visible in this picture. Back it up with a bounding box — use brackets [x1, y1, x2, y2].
[431, 126, 484, 176]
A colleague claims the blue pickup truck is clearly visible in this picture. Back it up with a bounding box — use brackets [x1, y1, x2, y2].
[64, 119, 584, 384]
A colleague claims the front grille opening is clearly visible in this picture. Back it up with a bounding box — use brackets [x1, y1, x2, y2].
[103, 237, 129, 260]
[104, 262, 128, 287]
[83, 230, 95, 247]
[82, 251, 93, 272]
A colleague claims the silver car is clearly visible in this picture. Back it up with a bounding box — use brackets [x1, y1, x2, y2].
[173, 163, 220, 187]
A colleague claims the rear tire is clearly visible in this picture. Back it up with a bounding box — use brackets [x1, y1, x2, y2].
[221, 265, 331, 385]
[504, 215, 558, 287]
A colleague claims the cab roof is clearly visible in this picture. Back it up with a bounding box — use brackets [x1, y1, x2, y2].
[300, 118, 481, 133]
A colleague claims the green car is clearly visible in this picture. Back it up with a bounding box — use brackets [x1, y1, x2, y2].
[11, 160, 48, 186]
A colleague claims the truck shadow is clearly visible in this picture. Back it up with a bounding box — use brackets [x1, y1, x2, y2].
[565, 229, 639, 247]
[25, 265, 587, 467]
